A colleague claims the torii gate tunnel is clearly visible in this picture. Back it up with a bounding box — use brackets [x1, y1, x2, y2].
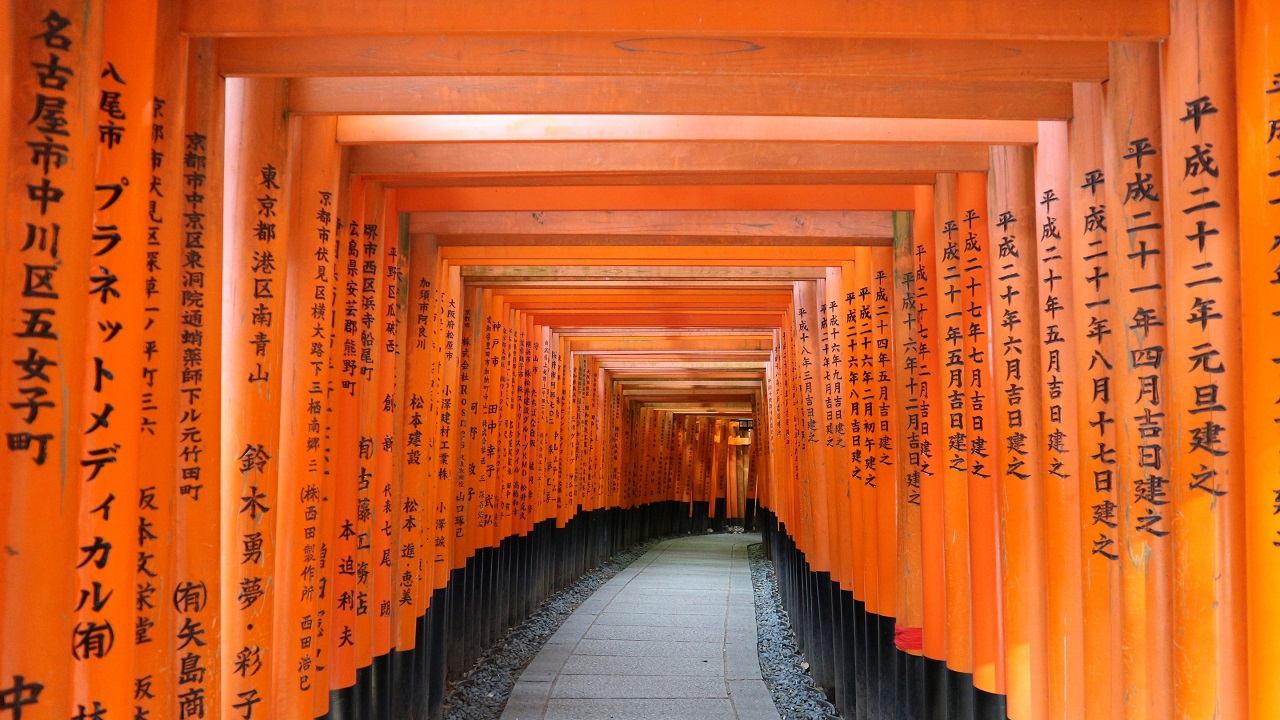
[2, 0, 1279, 719]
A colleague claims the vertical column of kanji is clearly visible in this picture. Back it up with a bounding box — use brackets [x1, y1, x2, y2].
[272, 114, 340, 717]
[797, 280, 831, 575]
[934, 173, 975, 688]
[910, 186, 948, 667]
[422, 242, 447, 623]
[355, 187, 387, 682]
[329, 175, 365, 701]
[824, 267, 853, 595]
[1068, 81, 1122, 720]
[476, 290, 497, 553]
[1238, 0, 1280, 716]
[871, 247, 900, 646]
[312, 148, 346, 720]
[1, 5, 102, 720]
[1104, 42, 1174, 720]
[849, 250, 878, 626]
[956, 171, 1006, 702]
[890, 217, 925, 656]
[434, 263, 461, 596]
[986, 146, 1047, 720]
[1034, 119, 1086, 720]
[381, 210, 410, 715]
[133, 2, 184, 716]
[454, 286, 479, 570]
[372, 190, 404, 673]
[1245, 2, 1280, 709]
[173, 36, 222, 720]
[76, 2, 157, 717]
[1161, 3, 1247, 717]
[221, 76, 291, 720]
[399, 235, 436, 659]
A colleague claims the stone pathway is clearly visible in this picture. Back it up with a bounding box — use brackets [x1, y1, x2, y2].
[500, 534, 781, 720]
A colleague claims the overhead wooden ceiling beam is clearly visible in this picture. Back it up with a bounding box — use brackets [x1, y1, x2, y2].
[353, 142, 992, 176]
[409, 210, 894, 240]
[220, 35, 1107, 82]
[182, 0, 1167, 40]
[377, 172, 942, 187]
[457, 265, 830, 280]
[338, 115, 1040, 145]
[290, 75, 1074, 119]
[392, 185, 918, 213]
[437, 234, 891, 247]
[527, 312, 786, 328]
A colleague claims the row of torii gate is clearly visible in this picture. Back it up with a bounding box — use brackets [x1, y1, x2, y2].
[2, 1, 1279, 719]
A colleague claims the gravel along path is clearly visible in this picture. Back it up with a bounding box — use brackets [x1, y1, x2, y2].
[747, 541, 841, 720]
[443, 537, 665, 720]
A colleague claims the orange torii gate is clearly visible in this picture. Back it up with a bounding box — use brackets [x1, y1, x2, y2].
[2, 1, 1279, 719]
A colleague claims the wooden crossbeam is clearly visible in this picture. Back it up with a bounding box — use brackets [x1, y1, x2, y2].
[458, 265, 830, 280]
[291, 76, 1074, 119]
[221, 35, 1107, 82]
[410, 210, 894, 240]
[342, 115, 1039, 145]
[354, 142, 992, 176]
[392, 186, 917, 213]
[182, 0, 1167, 40]
[378, 172, 942, 187]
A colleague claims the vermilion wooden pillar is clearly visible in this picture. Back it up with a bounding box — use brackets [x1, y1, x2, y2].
[987, 144, 1047, 720]
[78, 2, 158, 715]
[272, 114, 341, 717]
[934, 172, 975, 700]
[1161, 1, 1247, 717]
[175, 35, 225, 720]
[910, 186, 949, 675]
[1034, 119, 1086, 720]
[1069, 80, 1123, 720]
[1236, 0, 1280, 717]
[221, 75, 293, 720]
[134, 1, 186, 716]
[2, 5, 103, 719]
[956, 171, 1005, 704]
[1105, 41, 1174, 720]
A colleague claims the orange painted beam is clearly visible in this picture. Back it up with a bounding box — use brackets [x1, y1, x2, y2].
[378, 172, 943, 188]
[393, 185, 918, 213]
[355, 142, 993, 178]
[181, 0, 1167, 40]
[411, 210, 892, 240]
[292, 76, 1073, 120]
[341, 115, 1039, 145]
[222, 35, 1107, 82]
[439, 245, 868, 265]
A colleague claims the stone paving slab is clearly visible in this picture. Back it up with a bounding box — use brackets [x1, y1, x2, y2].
[572, 638, 725, 659]
[583, 623, 725, 643]
[500, 534, 780, 720]
[559, 654, 724, 676]
[537, 698, 738, 720]
[592, 611, 728, 628]
[550, 674, 728, 699]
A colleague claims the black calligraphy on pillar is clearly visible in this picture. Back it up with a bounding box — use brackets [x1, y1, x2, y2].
[9, 10, 77, 468]
[1120, 135, 1170, 539]
[1177, 95, 1231, 497]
